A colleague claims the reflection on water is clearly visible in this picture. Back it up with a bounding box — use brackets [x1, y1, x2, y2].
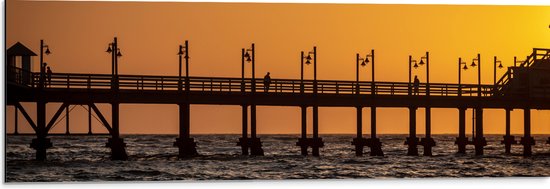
[6, 134, 550, 182]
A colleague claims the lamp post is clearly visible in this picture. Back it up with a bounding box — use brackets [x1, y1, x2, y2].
[300, 46, 323, 156]
[178, 40, 190, 92]
[243, 43, 256, 93]
[106, 37, 122, 90]
[456, 57, 469, 154]
[352, 51, 369, 156]
[104, 37, 127, 160]
[470, 53, 486, 155]
[493, 56, 503, 95]
[39, 40, 51, 88]
[458, 58, 468, 96]
[408, 56, 423, 95]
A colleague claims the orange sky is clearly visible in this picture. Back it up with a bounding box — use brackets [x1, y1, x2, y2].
[5, 1, 550, 134]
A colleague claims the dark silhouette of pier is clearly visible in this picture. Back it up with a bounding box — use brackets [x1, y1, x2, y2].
[6, 39, 550, 161]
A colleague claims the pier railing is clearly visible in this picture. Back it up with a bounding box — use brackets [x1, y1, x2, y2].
[15, 71, 504, 97]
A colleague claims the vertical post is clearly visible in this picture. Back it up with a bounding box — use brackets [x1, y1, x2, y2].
[521, 108, 534, 157]
[408, 56, 412, 96]
[356, 53, 360, 95]
[311, 46, 322, 157]
[422, 51, 434, 156]
[185, 40, 190, 93]
[249, 43, 263, 156]
[456, 107, 467, 154]
[39, 40, 45, 89]
[30, 101, 52, 161]
[301, 51, 304, 94]
[474, 53, 486, 156]
[354, 106, 363, 156]
[239, 105, 249, 155]
[174, 103, 197, 158]
[106, 103, 128, 160]
[113, 37, 118, 91]
[494, 56, 497, 87]
[14, 106, 19, 135]
[178, 45, 183, 92]
[501, 108, 516, 154]
[406, 107, 418, 156]
[458, 57, 462, 96]
[65, 105, 70, 135]
[369, 49, 383, 156]
[88, 105, 92, 135]
[300, 106, 308, 156]
[474, 107, 485, 156]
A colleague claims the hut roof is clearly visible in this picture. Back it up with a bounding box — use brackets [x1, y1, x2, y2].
[7, 42, 37, 56]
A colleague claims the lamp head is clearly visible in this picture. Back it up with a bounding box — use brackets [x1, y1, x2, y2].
[44, 47, 51, 55]
[178, 45, 184, 55]
[463, 64, 468, 70]
[305, 59, 311, 65]
[470, 60, 477, 67]
[419, 59, 425, 66]
[306, 54, 312, 61]
[413, 62, 419, 69]
[360, 60, 367, 67]
[244, 51, 251, 62]
[106, 45, 112, 53]
[498, 63, 503, 68]
[116, 50, 122, 57]
[365, 57, 370, 63]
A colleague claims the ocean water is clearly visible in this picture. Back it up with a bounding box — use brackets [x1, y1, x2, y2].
[5, 134, 550, 182]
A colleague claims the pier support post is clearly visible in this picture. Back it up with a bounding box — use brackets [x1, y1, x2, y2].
[311, 105, 324, 156]
[249, 105, 264, 156]
[420, 107, 435, 156]
[237, 105, 249, 155]
[30, 101, 52, 161]
[14, 106, 19, 135]
[474, 108, 487, 156]
[520, 108, 535, 157]
[297, 106, 308, 156]
[455, 107, 468, 154]
[174, 103, 197, 158]
[367, 106, 383, 156]
[65, 105, 70, 135]
[106, 103, 128, 160]
[352, 106, 367, 156]
[88, 105, 92, 135]
[405, 107, 419, 156]
[501, 109, 516, 154]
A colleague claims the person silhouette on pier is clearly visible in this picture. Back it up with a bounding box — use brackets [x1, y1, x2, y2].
[264, 72, 271, 92]
[40, 62, 47, 87]
[414, 75, 420, 95]
[46, 66, 52, 87]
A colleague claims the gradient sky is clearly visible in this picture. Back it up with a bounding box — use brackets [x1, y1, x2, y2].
[5, 1, 550, 134]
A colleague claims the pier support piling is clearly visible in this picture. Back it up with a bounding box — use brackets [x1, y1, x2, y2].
[405, 107, 419, 156]
[249, 105, 264, 156]
[30, 101, 52, 161]
[367, 106, 383, 156]
[351, 106, 366, 156]
[14, 106, 19, 135]
[88, 105, 92, 135]
[311, 105, 324, 156]
[455, 107, 468, 154]
[501, 109, 516, 154]
[65, 105, 70, 135]
[420, 107, 435, 156]
[520, 108, 535, 157]
[297, 106, 308, 156]
[106, 103, 128, 160]
[474, 108, 487, 156]
[237, 105, 249, 155]
[174, 103, 197, 158]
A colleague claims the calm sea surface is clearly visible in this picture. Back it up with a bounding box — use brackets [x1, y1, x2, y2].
[5, 134, 550, 182]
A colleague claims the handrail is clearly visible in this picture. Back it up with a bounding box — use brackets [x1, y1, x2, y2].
[13, 70, 501, 97]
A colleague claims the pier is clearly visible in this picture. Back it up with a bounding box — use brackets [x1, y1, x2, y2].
[6, 40, 550, 161]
